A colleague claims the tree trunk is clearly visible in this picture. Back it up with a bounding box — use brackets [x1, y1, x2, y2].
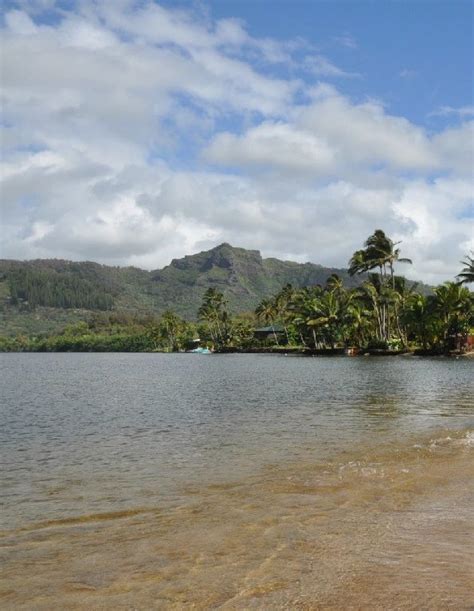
[271, 323, 280, 345]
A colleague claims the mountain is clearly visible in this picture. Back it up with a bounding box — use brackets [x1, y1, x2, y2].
[0, 243, 372, 336]
[150, 243, 361, 316]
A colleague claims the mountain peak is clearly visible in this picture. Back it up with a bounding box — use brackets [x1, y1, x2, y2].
[0, 245, 364, 335]
[211, 242, 261, 256]
[208, 242, 262, 266]
[148, 243, 361, 318]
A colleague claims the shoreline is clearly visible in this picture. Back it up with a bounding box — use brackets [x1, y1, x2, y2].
[3, 426, 473, 609]
[1, 348, 473, 357]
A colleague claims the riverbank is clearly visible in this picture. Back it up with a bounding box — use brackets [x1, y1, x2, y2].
[2, 341, 472, 357]
[217, 346, 474, 357]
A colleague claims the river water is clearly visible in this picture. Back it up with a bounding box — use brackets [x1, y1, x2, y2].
[1, 353, 473, 609]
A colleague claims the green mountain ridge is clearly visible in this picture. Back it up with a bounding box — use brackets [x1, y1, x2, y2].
[0, 242, 410, 336]
[150, 243, 362, 315]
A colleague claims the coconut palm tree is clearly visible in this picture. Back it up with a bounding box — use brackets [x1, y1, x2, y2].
[457, 254, 474, 285]
[364, 229, 412, 288]
[348, 249, 369, 277]
[349, 230, 413, 344]
[325, 273, 344, 293]
[274, 284, 294, 344]
[390, 276, 419, 347]
[311, 291, 342, 348]
[159, 310, 183, 351]
[433, 282, 473, 349]
[356, 276, 385, 342]
[343, 298, 372, 348]
[255, 297, 280, 344]
[287, 287, 323, 349]
[401, 294, 434, 350]
[198, 288, 229, 348]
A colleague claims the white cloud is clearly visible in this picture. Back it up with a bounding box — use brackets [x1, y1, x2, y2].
[433, 121, 474, 176]
[205, 122, 335, 173]
[392, 178, 474, 283]
[1, 1, 472, 284]
[304, 55, 359, 78]
[4, 10, 38, 35]
[57, 18, 119, 50]
[206, 90, 439, 174]
[299, 94, 437, 170]
[333, 35, 357, 49]
[430, 105, 474, 118]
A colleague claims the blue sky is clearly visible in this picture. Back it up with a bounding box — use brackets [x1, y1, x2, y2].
[1, 0, 473, 282]
[192, 0, 473, 126]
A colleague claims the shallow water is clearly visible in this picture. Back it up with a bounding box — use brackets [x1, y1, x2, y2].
[1, 354, 473, 609]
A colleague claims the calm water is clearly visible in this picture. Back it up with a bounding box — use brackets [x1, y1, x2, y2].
[1, 354, 473, 609]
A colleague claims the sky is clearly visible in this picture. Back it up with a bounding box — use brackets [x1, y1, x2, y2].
[1, 0, 473, 283]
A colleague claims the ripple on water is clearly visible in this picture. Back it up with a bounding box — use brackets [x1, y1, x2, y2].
[0, 354, 473, 608]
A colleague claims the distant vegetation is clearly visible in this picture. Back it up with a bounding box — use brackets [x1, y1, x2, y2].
[0, 244, 366, 337]
[1, 231, 472, 355]
[7, 268, 114, 310]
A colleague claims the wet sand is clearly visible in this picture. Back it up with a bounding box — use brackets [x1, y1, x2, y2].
[2, 428, 473, 610]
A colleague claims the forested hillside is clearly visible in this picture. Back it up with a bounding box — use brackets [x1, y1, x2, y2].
[0, 243, 424, 337]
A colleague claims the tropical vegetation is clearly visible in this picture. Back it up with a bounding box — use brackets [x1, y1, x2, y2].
[457, 254, 474, 285]
[1, 231, 472, 354]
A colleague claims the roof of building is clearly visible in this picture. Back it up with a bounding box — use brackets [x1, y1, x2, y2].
[255, 325, 285, 333]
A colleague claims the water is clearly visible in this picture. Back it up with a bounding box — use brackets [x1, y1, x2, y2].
[1, 354, 473, 609]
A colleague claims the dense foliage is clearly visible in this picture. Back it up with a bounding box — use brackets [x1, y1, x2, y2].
[0, 244, 365, 336]
[1, 232, 472, 354]
[245, 232, 473, 353]
[7, 268, 114, 310]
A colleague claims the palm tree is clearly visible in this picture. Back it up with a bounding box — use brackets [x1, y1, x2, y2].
[198, 288, 229, 348]
[457, 254, 474, 285]
[391, 277, 419, 347]
[349, 230, 413, 344]
[433, 282, 473, 349]
[306, 291, 341, 348]
[356, 276, 385, 342]
[274, 284, 294, 345]
[325, 273, 345, 295]
[365, 229, 412, 288]
[286, 288, 313, 347]
[287, 286, 343, 350]
[401, 294, 433, 350]
[343, 298, 372, 348]
[348, 249, 369, 277]
[160, 310, 183, 351]
[255, 297, 280, 345]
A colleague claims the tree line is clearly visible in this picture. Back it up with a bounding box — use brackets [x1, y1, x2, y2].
[1, 230, 473, 354]
[6, 268, 114, 311]
[197, 231, 473, 353]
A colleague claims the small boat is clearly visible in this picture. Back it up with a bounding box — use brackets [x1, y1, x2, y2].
[188, 347, 212, 354]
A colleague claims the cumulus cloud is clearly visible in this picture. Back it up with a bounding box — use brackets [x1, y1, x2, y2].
[205, 123, 335, 174]
[1, 1, 473, 284]
[205, 90, 440, 175]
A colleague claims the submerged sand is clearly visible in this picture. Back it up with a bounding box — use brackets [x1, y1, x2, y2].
[1, 428, 473, 610]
